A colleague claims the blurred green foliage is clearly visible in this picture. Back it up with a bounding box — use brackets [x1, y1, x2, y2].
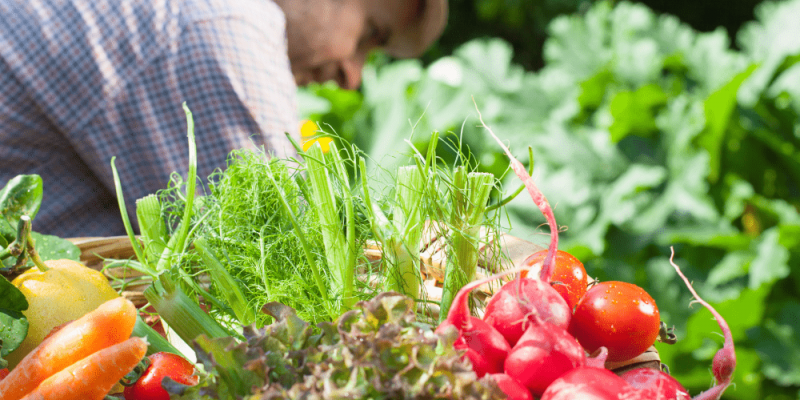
[422, 0, 765, 70]
[299, 0, 800, 398]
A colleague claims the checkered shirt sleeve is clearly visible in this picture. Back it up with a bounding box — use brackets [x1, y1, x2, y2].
[0, 0, 299, 237]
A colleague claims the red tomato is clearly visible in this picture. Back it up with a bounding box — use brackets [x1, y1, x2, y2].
[520, 250, 589, 310]
[0, 368, 9, 381]
[568, 281, 660, 362]
[123, 352, 198, 400]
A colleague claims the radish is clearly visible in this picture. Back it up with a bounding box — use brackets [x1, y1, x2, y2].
[549, 249, 736, 400]
[540, 366, 632, 400]
[483, 277, 571, 346]
[435, 269, 523, 377]
[669, 248, 736, 400]
[476, 104, 572, 346]
[620, 368, 690, 400]
[504, 322, 586, 396]
[585, 346, 609, 369]
[490, 373, 534, 400]
[475, 101, 559, 282]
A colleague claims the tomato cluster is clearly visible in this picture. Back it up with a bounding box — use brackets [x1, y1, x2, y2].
[524, 249, 662, 363]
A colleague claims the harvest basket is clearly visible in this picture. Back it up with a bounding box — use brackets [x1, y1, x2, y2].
[66, 232, 662, 375]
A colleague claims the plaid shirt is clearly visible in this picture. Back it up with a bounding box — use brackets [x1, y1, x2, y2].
[0, 0, 299, 238]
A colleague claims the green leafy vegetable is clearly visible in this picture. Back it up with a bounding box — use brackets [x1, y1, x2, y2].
[297, 1, 800, 396]
[174, 292, 503, 399]
[0, 276, 28, 366]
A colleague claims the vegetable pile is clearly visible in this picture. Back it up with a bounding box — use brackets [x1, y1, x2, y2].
[0, 104, 743, 400]
[427, 117, 738, 399]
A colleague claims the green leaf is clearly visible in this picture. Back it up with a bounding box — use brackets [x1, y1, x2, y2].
[0, 275, 27, 312]
[0, 308, 28, 358]
[193, 238, 256, 326]
[30, 232, 80, 262]
[749, 300, 800, 386]
[578, 69, 615, 110]
[737, 0, 800, 107]
[0, 275, 29, 359]
[608, 84, 668, 142]
[0, 175, 43, 241]
[706, 250, 752, 287]
[748, 227, 790, 289]
[192, 335, 262, 396]
[699, 64, 758, 182]
[601, 163, 667, 225]
[695, 284, 767, 342]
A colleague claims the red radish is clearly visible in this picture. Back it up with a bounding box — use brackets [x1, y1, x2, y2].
[621, 368, 690, 400]
[483, 277, 571, 346]
[504, 322, 586, 396]
[521, 249, 589, 310]
[461, 347, 492, 376]
[435, 269, 523, 377]
[490, 373, 534, 400]
[568, 281, 661, 362]
[540, 366, 632, 400]
[585, 346, 609, 369]
[669, 248, 736, 400]
[477, 107, 572, 346]
[475, 101, 559, 282]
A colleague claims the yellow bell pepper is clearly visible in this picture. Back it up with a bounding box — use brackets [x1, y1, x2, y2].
[6, 259, 119, 368]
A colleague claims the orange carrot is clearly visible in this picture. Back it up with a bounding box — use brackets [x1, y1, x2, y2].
[0, 297, 137, 400]
[19, 337, 147, 400]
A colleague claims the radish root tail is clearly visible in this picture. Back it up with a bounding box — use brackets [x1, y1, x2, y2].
[669, 247, 736, 400]
[473, 98, 559, 284]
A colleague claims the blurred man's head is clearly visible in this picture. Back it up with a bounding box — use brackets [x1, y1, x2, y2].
[274, 0, 447, 90]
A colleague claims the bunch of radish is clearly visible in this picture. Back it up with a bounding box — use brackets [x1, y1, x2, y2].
[437, 114, 737, 399]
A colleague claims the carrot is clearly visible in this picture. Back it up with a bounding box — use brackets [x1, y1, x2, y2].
[19, 337, 147, 400]
[0, 297, 137, 400]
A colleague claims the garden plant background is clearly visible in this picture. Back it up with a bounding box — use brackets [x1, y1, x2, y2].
[298, 1, 800, 399]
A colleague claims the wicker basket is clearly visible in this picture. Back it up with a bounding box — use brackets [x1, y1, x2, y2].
[66, 232, 662, 374]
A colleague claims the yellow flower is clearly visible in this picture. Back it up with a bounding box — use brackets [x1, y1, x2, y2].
[300, 120, 333, 153]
